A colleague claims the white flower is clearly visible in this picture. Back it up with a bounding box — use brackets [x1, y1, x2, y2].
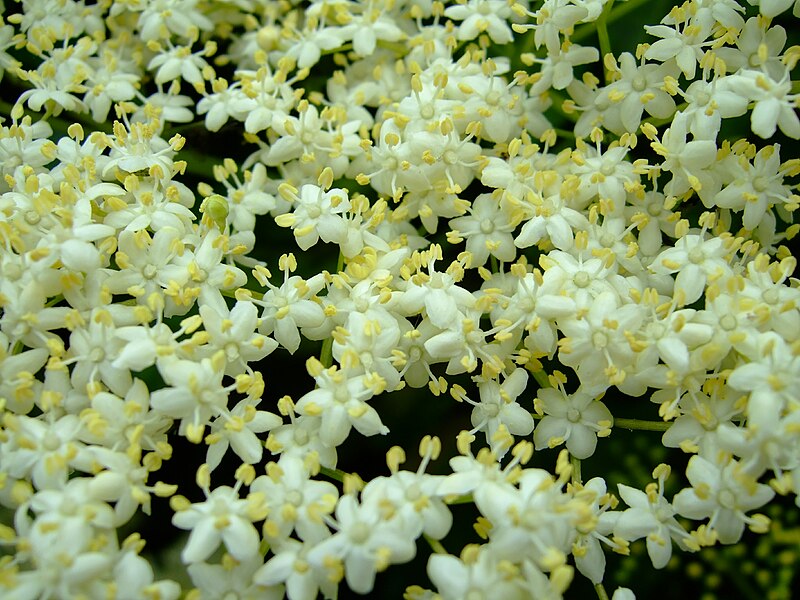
[727, 332, 800, 426]
[644, 13, 715, 80]
[614, 465, 691, 568]
[275, 181, 351, 251]
[556, 291, 645, 389]
[750, 0, 800, 18]
[650, 230, 733, 305]
[205, 397, 282, 471]
[533, 384, 613, 459]
[399, 246, 477, 330]
[150, 352, 232, 443]
[254, 538, 336, 600]
[465, 368, 534, 457]
[199, 300, 278, 376]
[732, 68, 800, 139]
[294, 360, 388, 448]
[673, 454, 774, 544]
[187, 555, 283, 600]
[113, 550, 182, 600]
[449, 193, 516, 266]
[81, 378, 172, 453]
[572, 477, 621, 584]
[254, 261, 326, 354]
[0, 413, 87, 489]
[172, 466, 263, 563]
[251, 456, 339, 544]
[307, 494, 416, 594]
[716, 17, 787, 80]
[265, 415, 338, 470]
[601, 52, 678, 135]
[427, 546, 528, 600]
[444, 0, 516, 44]
[147, 42, 211, 87]
[333, 311, 403, 391]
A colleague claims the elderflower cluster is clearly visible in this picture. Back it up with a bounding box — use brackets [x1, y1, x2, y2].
[1, 0, 799, 598]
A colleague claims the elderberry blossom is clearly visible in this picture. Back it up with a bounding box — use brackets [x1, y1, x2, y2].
[534, 378, 613, 459]
[615, 465, 693, 569]
[171, 464, 265, 563]
[1, 0, 800, 597]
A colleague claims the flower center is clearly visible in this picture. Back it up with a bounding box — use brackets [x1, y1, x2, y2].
[143, 264, 158, 279]
[485, 91, 501, 106]
[762, 288, 779, 305]
[752, 176, 768, 193]
[420, 103, 435, 120]
[719, 314, 737, 331]
[24, 210, 41, 225]
[718, 488, 736, 510]
[480, 219, 495, 234]
[294, 428, 309, 445]
[483, 403, 500, 418]
[631, 76, 647, 92]
[600, 233, 617, 248]
[359, 352, 374, 368]
[225, 342, 239, 361]
[567, 408, 581, 423]
[89, 347, 106, 362]
[286, 490, 304, 506]
[592, 331, 609, 348]
[574, 270, 590, 288]
[649, 323, 666, 339]
[306, 205, 322, 219]
[405, 483, 422, 501]
[443, 149, 458, 165]
[647, 201, 662, 216]
[349, 521, 371, 544]
[42, 435, 61, 451]
[687, 247, 704, 264]
[654, 505, 673, 522]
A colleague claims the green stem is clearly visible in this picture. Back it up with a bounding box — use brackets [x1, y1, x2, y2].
[444, 493, 474, 505]
[531, 370, 550, 388]
[594, 582, 610, 600]
[552, 127, 577, 141]
[596, 0, 615, 85]
[570, 454, 582, 485]
[530, 414, 671, 432]
[423, 534, 447, 555]
[613, 418, 671, 432]
[320, 337, 334, 368]
[319, 465, 346, 483]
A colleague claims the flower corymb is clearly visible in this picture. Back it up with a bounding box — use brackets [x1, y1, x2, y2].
[1, 0, 799, 598]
